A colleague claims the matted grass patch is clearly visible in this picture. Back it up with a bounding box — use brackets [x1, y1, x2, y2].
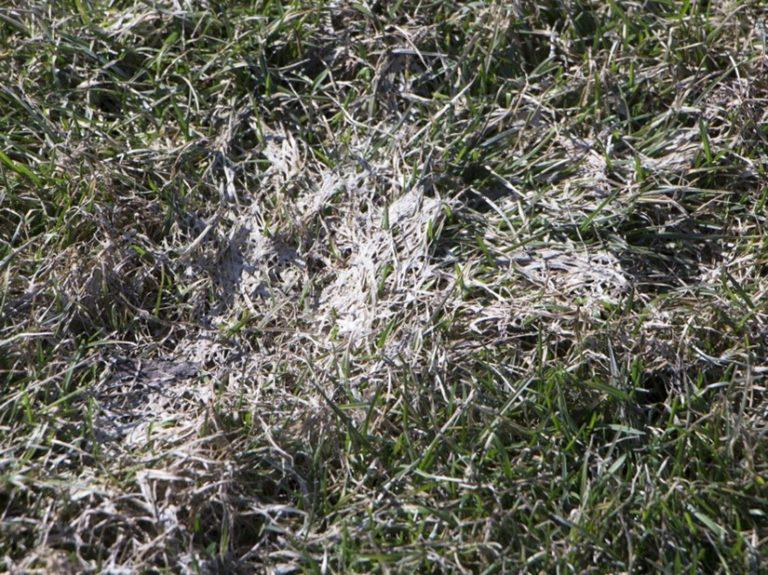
[1, 1, 767, 572]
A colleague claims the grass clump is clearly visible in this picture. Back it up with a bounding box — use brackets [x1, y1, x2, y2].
[1, 0, 767, 572]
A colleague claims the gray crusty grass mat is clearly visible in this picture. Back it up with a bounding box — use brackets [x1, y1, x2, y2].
[1, 1, 767, 572]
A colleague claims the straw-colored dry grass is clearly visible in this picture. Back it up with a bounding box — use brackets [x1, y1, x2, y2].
[1, 1, 767, 572]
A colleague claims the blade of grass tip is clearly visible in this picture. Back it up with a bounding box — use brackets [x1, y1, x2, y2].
[387, 388, 476, 486]
[405, 78, 476, 149]
[0, 331, 54, 348]
[0, 237, 35, 272]
[302, 366, 376, 455]
[699, 119, 713, 165]
[579, 187, 621, 232]
[0, 150, 42, 186]
[0, 12, 30, 35]
[723, 269, 755, 311]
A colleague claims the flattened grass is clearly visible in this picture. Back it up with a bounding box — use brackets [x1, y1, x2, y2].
[1, 1, 767, 572]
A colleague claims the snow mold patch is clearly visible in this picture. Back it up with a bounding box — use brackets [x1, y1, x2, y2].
[318, 187, 442, 342]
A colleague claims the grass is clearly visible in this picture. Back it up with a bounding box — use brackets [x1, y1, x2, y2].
[0, 0, 767, 572]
